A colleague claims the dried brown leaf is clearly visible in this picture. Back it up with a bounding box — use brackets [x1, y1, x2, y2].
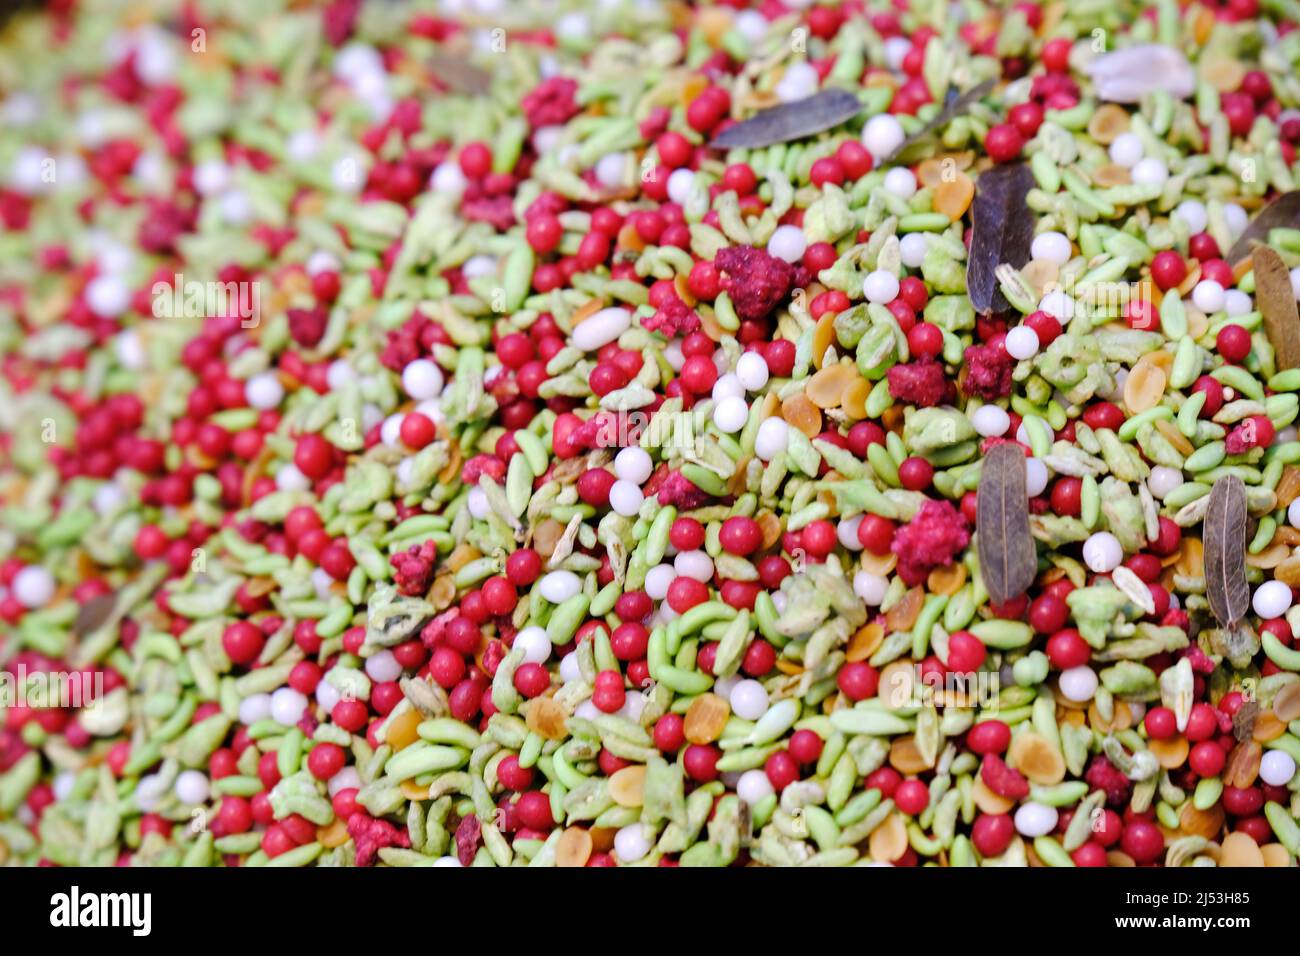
[967, 162, 1036, 314]
[1204, 475, 1250, 628]
[976, 443, 1036, 605]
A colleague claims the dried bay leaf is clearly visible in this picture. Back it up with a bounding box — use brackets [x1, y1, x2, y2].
[883, 79, 995, 163]
[1226, 191, 1300, 264]
[967, 162, 1035, 314]
[709, 89, 862, 149]
[976, 443, 1036, 605]
[1204, 475, 1250, 628]
[428, 51, 492, 96]
[1254, 245, 1300, 370]
[74, 593, 117, 637]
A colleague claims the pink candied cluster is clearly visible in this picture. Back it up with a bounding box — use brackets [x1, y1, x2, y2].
[714, 246, 793, 321]
[962, 342, 1015, 399]
[390, 540, 438, 596]
[642, 296, 702, 336]
[1225, 415, 1275, 454]
[522, 77, 580, 129]
[348, 811, 411, 866]
[287, 306, 328, 349]
[645, 467, 713, 509]
[887, 357, 951, 407]
[980, 753, 1030, 799]
[1086, 755, 1133, 807]
[379, 312, 449, 372]
[890, 499, 971, 585]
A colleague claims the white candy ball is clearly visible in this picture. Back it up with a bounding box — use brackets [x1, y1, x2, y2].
[1024, 458, 1048, 498]
[1290, 266, 1300, 302]
[674, 550, 714, 582]
[971, 404, 1011, 438]
[775, 61, 819, 103]
[1192, 280, 1226, 314]
[1288, 497, 1300, 529]
[245, 372, 284, 410]
[365, 649, 403, 683]
[539, 570, 582, 603]
[12, 566, 54, 608]
[614, 446, 653, 484]
[713, 395, 750, 433]
[86, 275, 130, 319]
[1131, 158, 1168, 187]
[1259, 750, 1297, 786]
[1108, 133, 1144, 168]
[863, 270, 901, 305]
[737, 768, 775, 805]
[899, 232, 929, 268]
[711, 373, 746, 402]
[559, 652, 582, 682]
[736, 351, 770, 392]
[1005, 325, 1040, 360]
[614, 823, 652, 863]
[381, 413, 406, 447]
[666, 167, 695, 204]
[515, 626, 552, 666]
[882, 167, 917, 200]
[1038, 290, 1077, 321]
[466, 486, 490, 520]
[729, 679, 769, 721]
[315, 680, 342, 713]
[755, 417, 790, 461]
[1030, 231, 1072, 266]
[1148, 466, 1183, 499]
[1014, 801, 1059, 837]
[1174, 200, 1208, 236]
[238, 693, 272, 725]
[1082, 532, 1123, 573]
[854, 571, 888, 606]
[767, 224, 807, 264]
[175, 770, 210, 805]
[609, 479, 645, 517]
[270, 687, 308, 726]
[1252, 579, 1292, 619]
[1223, 289, 1252, 317]
[1058, 666, 1098, 702]
[1224, 202, 1249, 238]
[328, 767, 361, 797]
[645, 564, 675, 600]
[838, 515, 864, 551]
[402, 359, 445, 400]
[862, 114, 905, 159]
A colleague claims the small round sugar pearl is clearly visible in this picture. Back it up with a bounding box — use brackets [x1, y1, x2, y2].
[854, 571, 888, 606]
[666, 167, 695, 204]
[614, 446, 653, 484]
[1014, 801, 1058, 837]
[899, 232, 929, 268]
[539, 570, 582, 603]
[1058, 666, 1098, 702]
[1030, 231, 1072, 266]
[971, 404, 1011, 438]
[1025, 458, 1048, 497]
[737, 769, 775, 805]
[276, 463, 310, 492]
[1223, 289, 1252, 316]
[1131, 158, 1168, 187]
[1148, 466, 1183, 499]
[515, 626, 552, 665]
[862, 114, 905, 159]
[882, 167, 917, 200]
[1192, 280, 1226, 314]
[1259, 750, 1296, 787]
[736, 351, 770, 391]
[729, 679, 769, 721]
[245, 371, 284, 410]
[1174, 200, 1208, 236]
[1252, 579, 1292, 619]
[837, 515, 864, 551]
[1038, 289, 1077, 321]
[712, 373, 746, 402]
[1004, 325, 1040, 360]
[1108, 132, 1144, 168]
[645, 564, 675, 600]
[365, 649, 403, 683]
[713, 395, 750, 433]
[767, 224, 807, 264]
[614, 823, 652, 863]
[863, 269, 901, 305]
[466, 486, 490, 520]
[270, 687, 308, 726]
[239, 693, 272, 725]
[609, 479, 644, 516]
[12, 566, 55, 608]
[402, 359, 445, 400]
[1225, 202, 1249, 237]
[1082, 532, 1123, 573]
[174, 770, 210, 805]
[85, 275, 129, 319]
[674, 550, 714, 582]
[754, 417, 790, 461]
